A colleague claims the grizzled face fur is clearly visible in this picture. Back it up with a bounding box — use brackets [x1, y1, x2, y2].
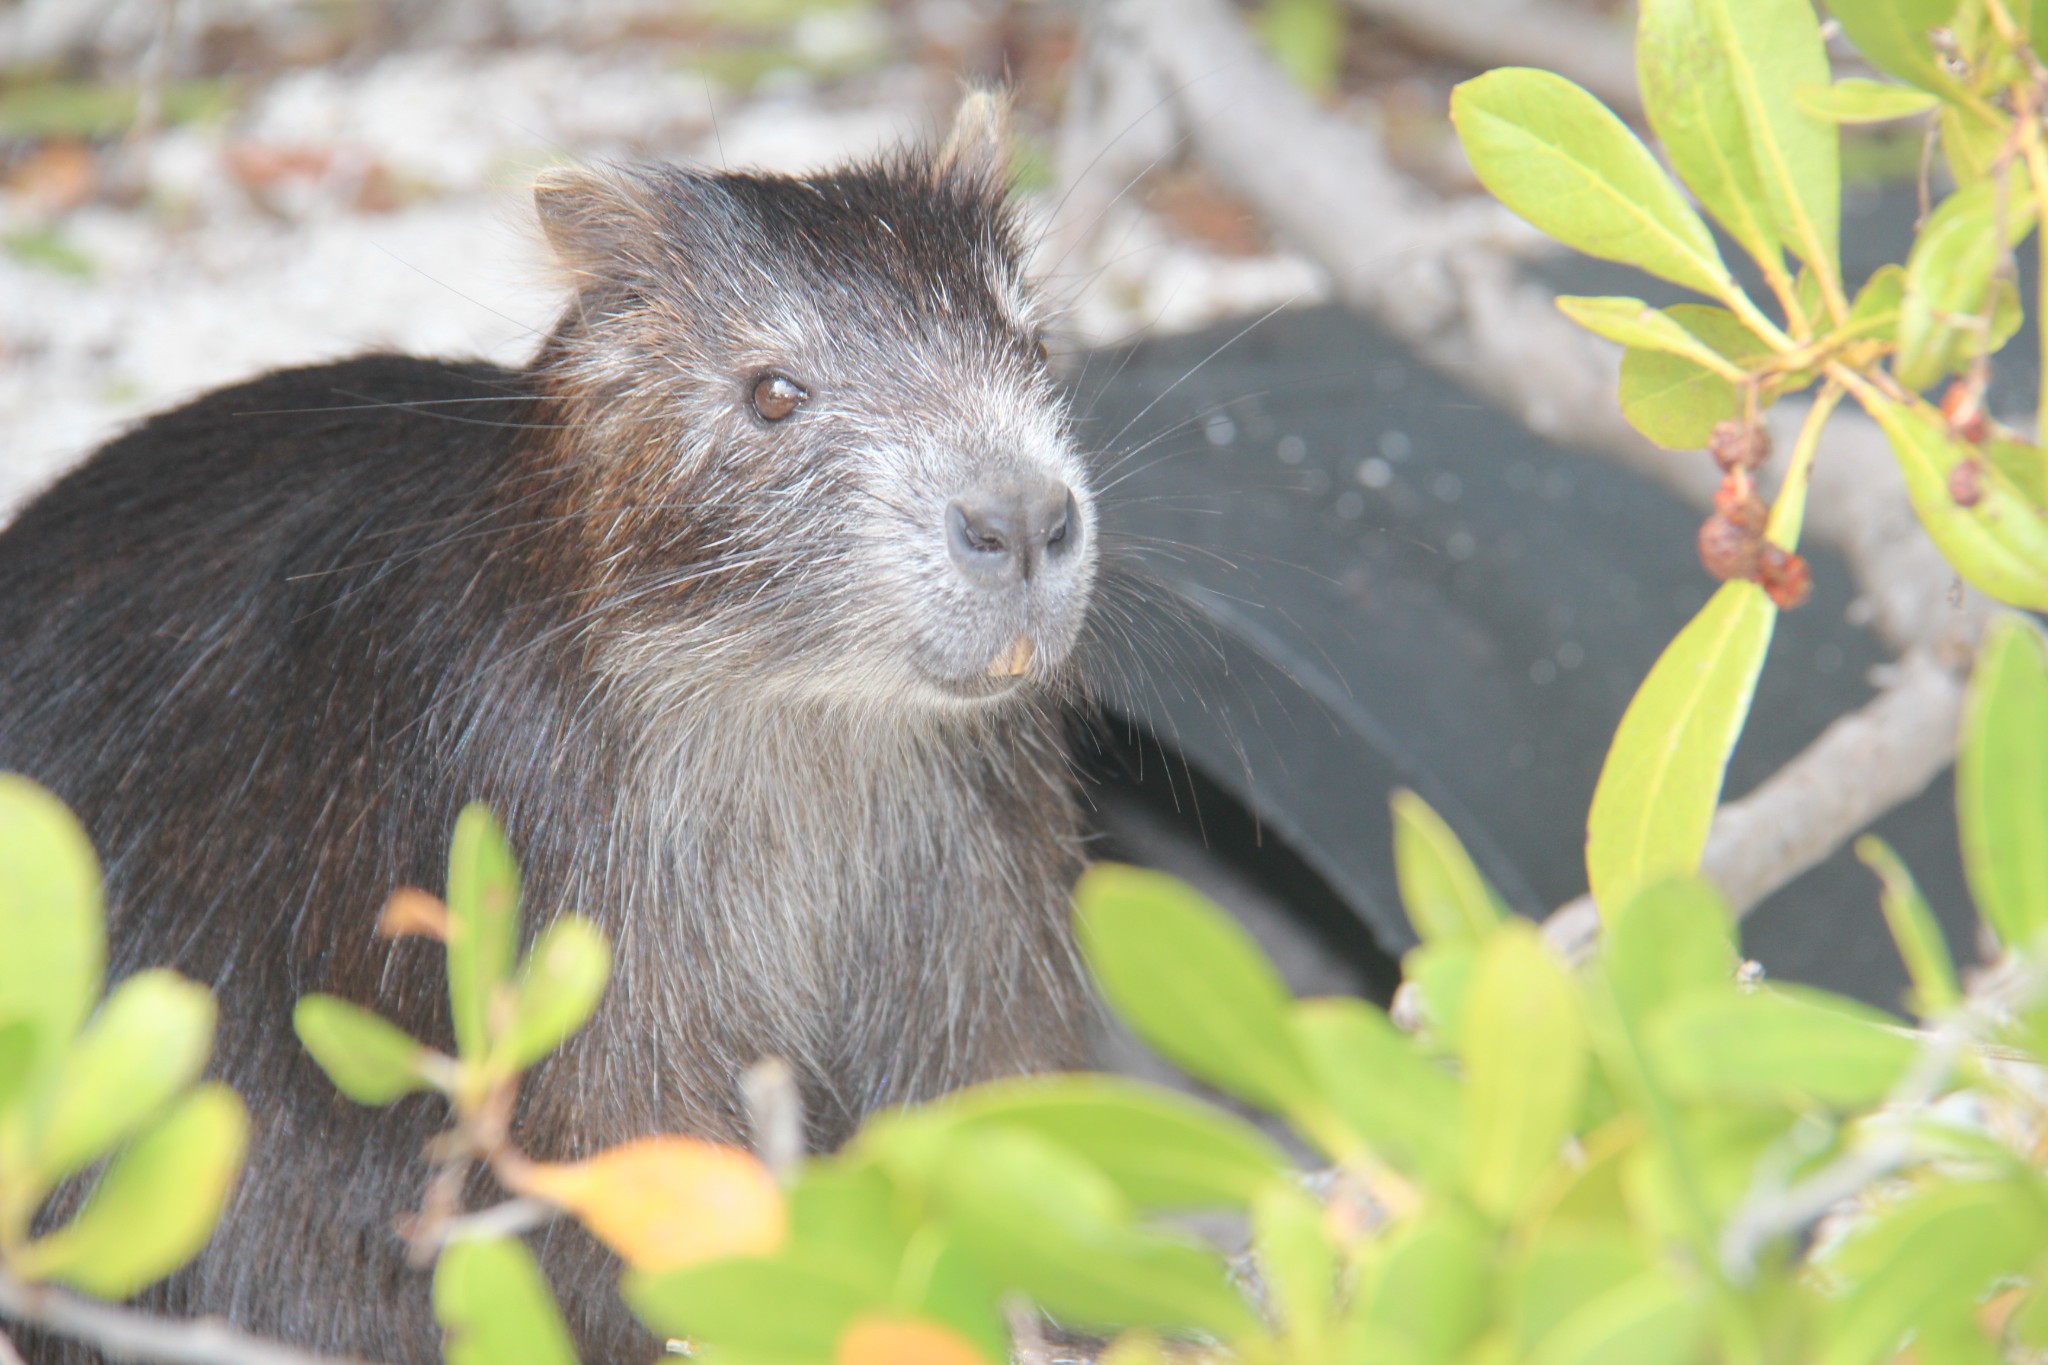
[532, 98, 1096, 718]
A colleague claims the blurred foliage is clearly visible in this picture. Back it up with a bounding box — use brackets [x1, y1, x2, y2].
[0, 77, 236, 139]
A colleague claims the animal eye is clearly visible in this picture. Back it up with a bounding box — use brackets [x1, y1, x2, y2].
[751, 374, 808, 422]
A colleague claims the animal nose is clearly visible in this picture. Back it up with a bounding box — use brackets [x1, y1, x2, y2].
[946, 478, 1080, 585]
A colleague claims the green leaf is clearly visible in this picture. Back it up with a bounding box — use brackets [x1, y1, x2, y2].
[36, 969, 215, 1186]
[1291, 997, 1462, 1183]
[940, 1073, 1292, 1208]
[1957, 615, 2048, 948]
[1462, 924, 1586, 1222]
[1618, 305, 1769, 449]
[0, 1020, 36, 1114]
[1794, 79, 1941, 123]
[1554, 297, 1750, 376]
[627, 1254, 877, 1355]
[1986, 433, 2048, 506]
[1896, 177, 2040, 391]
[501, 916, 611, 1072]
[1854, 835, 1961, 1016]
[1847, 263, 1907, 341]
[1253, 1183, 1335, 1355]
[1346, 1207, 1493, 1362]
[1830, 0, 1966, 95]
[1505, 1227, 1651, 1352]
[1639, 0, 1840, 291]
[1450, 67, 1732, 298]
[1586, 581, 1777, 915]
[434, 1237, 580, 1365]
[1390, 790, 1509, 946]
[1075, 863, 1318, 1116]
[1399, 939, 1479, 1052]
[0, 776, 105, 1061]
[1824, 1181, 2048, 1365]
[785, 1159, 907, 1283]
[931, 1126, 1260, 1340]
[293, 994, 435, 1106]
[1643, 986, 1916, 1107]
[1525, 1269, 1705, 1365]
[1598, 877, 1738, 1029]
[1255, 0, 1346, 97]
[24, 1084, 248, 1299]
[446, 803, 522, 1063]
[1860, 393, 2048, 610]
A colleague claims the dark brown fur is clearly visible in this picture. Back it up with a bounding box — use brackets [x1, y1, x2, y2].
[0, 105, 1098, 1362]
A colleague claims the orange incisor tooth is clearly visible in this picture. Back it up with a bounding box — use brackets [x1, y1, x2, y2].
[992, 634, 1035, 677]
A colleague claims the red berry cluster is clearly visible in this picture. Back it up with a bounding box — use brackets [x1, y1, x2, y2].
[1697, 419, 1811, 609]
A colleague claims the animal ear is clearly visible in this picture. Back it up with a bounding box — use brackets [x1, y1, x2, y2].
[533, 164, 663, 270]
[935, 88, 1012, 183]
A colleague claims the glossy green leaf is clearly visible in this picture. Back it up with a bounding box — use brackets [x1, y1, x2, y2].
[940, 1073, 1291, 1208]
[1618, 305, 1768, 449]
[25, 1084, 248, 1299]
[1957, 615, 2048, 948]
[1586, 581, 1776, 915]
[1897, 177, 2039, 391]
[1793, 79, 1940, 123]
[1347, 1207, 1493, 1362]
[1450, 67, 1732, 298]
[1554, 297, 1749, 374]
[293, 994, 435, 1106]
[1643, 986, 1916, 1107]
[1824, 1181, 2048, 1365]
[1639, 0, 1840, 289]
[1291, 997, 1462, 1182]
[1598, 877, 1738, 1028]
[1253, 1183, 1335, 1355]
[446, 803, 522, 1063]
[1854, 835, 1961, 1016]
[1525, 1269, 1705, 1365]
[1860, 393, 2048, 610]
[434, 1237, 579, 1365]
[1462, 924, 1585, 1222]
[501, 915, 611, 1072]
[36, 969, 215, 1186]
[627, 1254, 876, 1355]
[1390, 790, 1509, 945]
[931, 1126, 1260, 1340]
[1075, 863, 1317, 1116]
[1830, 0, 1965, 94]
[0, 776, 104, 1060]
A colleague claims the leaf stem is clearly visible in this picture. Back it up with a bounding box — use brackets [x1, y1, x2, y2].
[1764, 382, 1844, 552]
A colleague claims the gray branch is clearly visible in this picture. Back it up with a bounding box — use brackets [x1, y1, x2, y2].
[1343, 0, 1643, 118]
[0, 1275, 382, 1365]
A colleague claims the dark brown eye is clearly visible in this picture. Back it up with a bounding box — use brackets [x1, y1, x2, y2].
[751, 374, 807, 422]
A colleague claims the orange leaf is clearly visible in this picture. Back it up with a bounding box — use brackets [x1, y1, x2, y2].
[836, 1315, 991, 1365]
[377, 887, 450, 941]
[515, 1137, 784, 1272]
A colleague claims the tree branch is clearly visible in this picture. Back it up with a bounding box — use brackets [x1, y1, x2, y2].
[0, 1274, 381, 1365]
[1342, 0, 1643, 118]
[1068, 0, 1992, 939]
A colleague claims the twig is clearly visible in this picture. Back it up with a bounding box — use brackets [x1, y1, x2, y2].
[1342, 0, 1643, 118]
[427, 1197, 558, 1249]
[741, 1056, 805, 1182]
[0, 1273, 381, 1365]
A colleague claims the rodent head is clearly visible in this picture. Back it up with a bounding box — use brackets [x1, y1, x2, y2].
[532, 94, 1095, 720]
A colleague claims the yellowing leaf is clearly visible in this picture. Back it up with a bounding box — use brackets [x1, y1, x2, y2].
[837, 1314, 991, 1365]
[0, 775, 105, 1063]
[1586, 582, 1776, 915]
[517, 1137, 785, 1272]
[377, 886, 450, 941]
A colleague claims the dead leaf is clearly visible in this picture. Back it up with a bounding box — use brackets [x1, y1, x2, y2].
[514, 1136, 784, 1272]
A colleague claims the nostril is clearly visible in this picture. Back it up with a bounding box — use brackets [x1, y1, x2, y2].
[948, 499, 1015, 576]
[1043, 488, 1079, 558]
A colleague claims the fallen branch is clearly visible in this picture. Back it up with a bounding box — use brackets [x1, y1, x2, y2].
[1343, 0, 1643, 118]
[1067, 0, 1986, 937]
[0, 1274, 381, 1365]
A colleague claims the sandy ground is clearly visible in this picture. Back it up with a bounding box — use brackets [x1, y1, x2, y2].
[0, 0, 1328, 519]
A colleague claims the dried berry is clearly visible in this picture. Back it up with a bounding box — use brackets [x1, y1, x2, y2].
[1709, 419, 1771, 472]
[1713, 471, 1768, 534]
[1757, 543, 1812, 609]
[1941, 379, 1989, 444]
[1698, 513, 1762, 581]
[1948, 457, 1984, 508]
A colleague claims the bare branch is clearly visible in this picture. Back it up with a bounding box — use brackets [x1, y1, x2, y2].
[0, 1274, 382, 1365]
[1342, 0, 1643, 118]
